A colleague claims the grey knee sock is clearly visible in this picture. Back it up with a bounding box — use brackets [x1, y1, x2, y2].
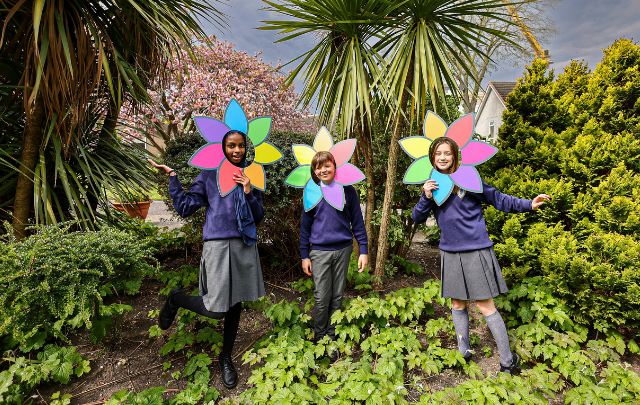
[484, 311, 513, 367]
[451, 308, 471, 356]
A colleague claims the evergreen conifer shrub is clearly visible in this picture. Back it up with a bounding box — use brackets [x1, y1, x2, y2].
[480, 39, 640, 330]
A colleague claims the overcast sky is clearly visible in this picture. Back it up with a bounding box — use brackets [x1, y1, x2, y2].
[200, 0, 640, 105]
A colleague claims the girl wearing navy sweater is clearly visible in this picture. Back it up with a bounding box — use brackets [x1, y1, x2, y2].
[412, 137, 549, 373]
[149, 130, 265, 389]
[301, 151, 368, 353]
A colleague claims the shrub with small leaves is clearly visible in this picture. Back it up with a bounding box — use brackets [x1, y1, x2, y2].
[0, 222, 156, 349]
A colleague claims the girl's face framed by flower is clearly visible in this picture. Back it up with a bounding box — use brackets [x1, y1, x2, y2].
[400, 111, 498, 205]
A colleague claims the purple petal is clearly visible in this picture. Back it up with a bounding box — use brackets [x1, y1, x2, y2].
[194, 117, 229, 143]
[449, 166, 483, 193]
[321, 182, 345, 210]
[334, 163, 365, 185]
[460, 142, 498, 165]
[188, 143, 225, 169]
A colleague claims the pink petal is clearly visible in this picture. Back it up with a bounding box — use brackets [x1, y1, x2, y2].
[217, 158, 241, 197]
[321, 182, 345, 210]
[460, 142, 498, 165]
[330, 139, 357, 167]
[449, 166, 483, 193]
[445, 114, 474, 149]
[334, 163, 365, 185]
[188, 143, 225, 169]
[194, 117, 229, 143]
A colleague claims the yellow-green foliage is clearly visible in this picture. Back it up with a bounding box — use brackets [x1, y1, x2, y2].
[480, 39, 640, 330]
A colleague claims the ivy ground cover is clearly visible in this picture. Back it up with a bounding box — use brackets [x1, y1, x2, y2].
[6, 238, 639, 405]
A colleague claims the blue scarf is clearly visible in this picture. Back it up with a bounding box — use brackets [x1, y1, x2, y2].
[233, 186, 257, 246]
[222, 130, 257, 246]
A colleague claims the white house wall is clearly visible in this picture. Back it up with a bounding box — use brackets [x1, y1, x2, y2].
[475, 91, 506, 142]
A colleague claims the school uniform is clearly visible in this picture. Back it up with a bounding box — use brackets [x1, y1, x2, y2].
[412, 180, 533, 300]
[300, 185, 368, 341]
[169, 170, 266, 312]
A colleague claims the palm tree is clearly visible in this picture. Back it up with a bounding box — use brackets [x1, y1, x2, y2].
[1, 0, 226, 239]
[263, 0, 517, 285]
[261, 0, 402, 265]
[372, 0, 516, 282]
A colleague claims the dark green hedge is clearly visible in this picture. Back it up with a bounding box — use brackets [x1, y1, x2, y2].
[480, 39, 640, 331]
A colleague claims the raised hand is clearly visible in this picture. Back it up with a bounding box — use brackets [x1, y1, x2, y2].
[422, 179, 439, 199]
[233, 171, 251, 194]
[149, 159, 174, 175]
[532, 194, 551, 210]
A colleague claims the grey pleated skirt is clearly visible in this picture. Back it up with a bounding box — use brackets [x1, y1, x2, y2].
[199, 238, 266, 312]
[440, 246, 508, 300]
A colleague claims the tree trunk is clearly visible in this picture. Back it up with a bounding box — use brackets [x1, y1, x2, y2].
[373, 59, 415, 287]
[98, 96, 121, 142]
[12, 94, 46, 240]
[355, 108, 376, 271]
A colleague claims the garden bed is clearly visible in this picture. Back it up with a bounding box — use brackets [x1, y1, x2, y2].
[19, 241, 640, 404]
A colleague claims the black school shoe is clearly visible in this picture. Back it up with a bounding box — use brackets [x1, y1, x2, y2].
[218, 356, 238, 389]
[499, 351, 522, 374]
[158, 288, 181, 330]
[463, 352, 473, 364]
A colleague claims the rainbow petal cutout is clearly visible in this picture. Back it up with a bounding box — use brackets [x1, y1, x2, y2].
[450, 165, 482, 193]
[431, 170, 454, 205]
[321, 181, 345, 210]
[400, 111, 499, 205]
[334, 163, 365, 185]
[303, 179, 323, 210]
[188, 98, 283, 196]
[286, 126, 366, 211]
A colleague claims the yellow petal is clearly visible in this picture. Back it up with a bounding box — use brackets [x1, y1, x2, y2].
[313, 126, 333, 152]
[245, 163, 265, 190]
[399, 137, 433, 159]
[254, 142, 283, 165]
[292, 144, 316, 166]
[423, 111, 448, 140]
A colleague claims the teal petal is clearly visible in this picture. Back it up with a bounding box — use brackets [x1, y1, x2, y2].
[431, 171, 454, 205]
[303, 179, 323, 211]
[224, 98, 248, 133]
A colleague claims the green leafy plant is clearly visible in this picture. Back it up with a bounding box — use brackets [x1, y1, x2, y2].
[0, 345, 90, 404]
[0, 222, 156, 349]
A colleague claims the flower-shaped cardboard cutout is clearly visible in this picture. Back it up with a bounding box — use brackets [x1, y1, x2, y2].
[188, 99, 283, 197]
[400, 111, 498, 205]
[285, 126, 365, 211]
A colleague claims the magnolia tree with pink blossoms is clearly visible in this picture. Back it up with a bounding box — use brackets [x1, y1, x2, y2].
[121, 36, 313, 153]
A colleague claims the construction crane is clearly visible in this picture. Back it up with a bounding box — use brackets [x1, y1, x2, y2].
[502, 0, 552, 65]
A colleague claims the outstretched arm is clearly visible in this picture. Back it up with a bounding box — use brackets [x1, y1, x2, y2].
[479, 180, 545, 213]
[150, 159, 206, 218]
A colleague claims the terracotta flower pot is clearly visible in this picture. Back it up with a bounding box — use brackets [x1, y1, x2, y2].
[112, 200, 152, 220]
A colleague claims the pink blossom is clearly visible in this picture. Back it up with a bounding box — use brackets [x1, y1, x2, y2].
[120, 36, 313, 145]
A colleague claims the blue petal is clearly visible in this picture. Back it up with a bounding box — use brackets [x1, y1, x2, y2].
[303, 179, 323, 211]
[224, 99, 248, 134]
[431, 171, 454, 205]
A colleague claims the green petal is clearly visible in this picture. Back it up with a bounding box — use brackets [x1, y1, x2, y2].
[247, 117, 272, 146]
[285, 165, 311, 188]
[403, 157, 433, 184]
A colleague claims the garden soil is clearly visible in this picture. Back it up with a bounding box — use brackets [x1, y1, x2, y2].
[36, 241, 640, 404]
